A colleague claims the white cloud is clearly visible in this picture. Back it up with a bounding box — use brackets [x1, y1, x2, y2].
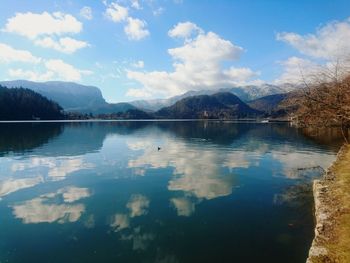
[80, 6, 93, 20]
[128, 137, 239, 200]
[275, 17, 350, 84]
[274, 56, 319, 84]
[58, 186, 91, 203]
[45, 59, 92, 81]
[12, 197, 85, 224]
[8, 68, 54, 82]
[8, 57, 94, 83]
[223, 67, 259, 83]
[105, 3, 129, 23]
[124, 17, 149, 40]
[126, 140, 153, 151]
[0, 177, 43, 198]
[34, 37, 89, 54]
[111, 213, 130, 231]
[3, 12, 88, 54]
[223, 151, 252, 170]
[110, 194, 150, 233]
[132, 60, 144, 68]
[11, 187, 87, 224]
[127, 26, 260, 98]
[3, 11, 82, 39]
[170, 197, 195, 217]
[11, 157, 94, 180]
[152, 7, 164, 16]
[126, 88, 152, 98]
[168, 21, 203, 39]
[130, 0, 141, 10]
[126, 194, 150, 217]
[104, 3, 149, 41]
[0, 43, 41, 64]
[168, 31, 242, 62]
[277, 18, 350, 59]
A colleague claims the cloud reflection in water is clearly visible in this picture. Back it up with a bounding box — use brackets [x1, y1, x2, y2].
[11, 186, 90, 224]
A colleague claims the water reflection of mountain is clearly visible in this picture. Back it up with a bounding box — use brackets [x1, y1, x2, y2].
[150, 121, 341, 152]
[0, 122, 150, 157]
[0, 123, 63, 156]
[0, 121, 341, 263]
[0, 121, 341, 157]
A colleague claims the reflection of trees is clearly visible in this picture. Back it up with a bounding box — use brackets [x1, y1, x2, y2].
[274, 184, 313, 208]
[0, 123, 63, 156]
[2, 121, 342, 263]
[154, 121, 343, 151]
[0, 121, 341, 158]
[0, 122, 152, 157]
[301, 127, 345, 151]
[155, 121, 243, 144]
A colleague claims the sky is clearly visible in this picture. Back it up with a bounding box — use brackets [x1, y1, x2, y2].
[0, 0, 350, 103]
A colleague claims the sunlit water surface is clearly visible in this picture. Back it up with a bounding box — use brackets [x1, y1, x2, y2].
[0, 121, 342, 263]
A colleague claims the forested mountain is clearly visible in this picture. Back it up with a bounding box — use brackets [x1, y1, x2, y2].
[247, 91, 302, 117]
[0, 80, 301, 120]
[96, 109, 153, 119]
[0, 80, 135, 114]
[156, 92, 262, 119]
[247, 93, 289, 117]
[0, 86, 64, 120]
[0, 80, 299, 115]
[76, 102, 137, 115]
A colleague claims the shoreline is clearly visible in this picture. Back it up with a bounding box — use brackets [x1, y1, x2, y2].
[0, 118, 290, 123]
[307, 144, 350, 263]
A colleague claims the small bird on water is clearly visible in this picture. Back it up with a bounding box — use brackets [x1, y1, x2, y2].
[157, 147, 161, 151]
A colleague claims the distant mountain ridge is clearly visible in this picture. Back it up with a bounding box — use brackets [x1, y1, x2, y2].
[129, 83, 298, 111]
[156, 92, 262, 119]
[0, 80, 136, 114]
[0, 80, 300, 118]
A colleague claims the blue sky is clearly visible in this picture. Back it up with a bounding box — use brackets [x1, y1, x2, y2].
[0, 0, 350, 102]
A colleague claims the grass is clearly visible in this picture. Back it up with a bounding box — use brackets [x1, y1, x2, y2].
[327, 144, 350, 262]
[309, 144, 350, 263]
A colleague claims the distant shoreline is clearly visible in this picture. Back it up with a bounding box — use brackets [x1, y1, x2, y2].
[0, 118, 290, 123]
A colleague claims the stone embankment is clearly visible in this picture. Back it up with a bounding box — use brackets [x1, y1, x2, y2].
[307, 145, 350, 263]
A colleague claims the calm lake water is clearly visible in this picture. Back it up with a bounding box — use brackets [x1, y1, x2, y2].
[0, 121, 341, 263]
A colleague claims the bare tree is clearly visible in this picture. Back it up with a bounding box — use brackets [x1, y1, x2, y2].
[294, 59, 350, 144]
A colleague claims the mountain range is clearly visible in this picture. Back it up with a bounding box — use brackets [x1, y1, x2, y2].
[0, 80, 136, 114]
[0, 79, 300, 119]
[156, 92, 261, 119]
[129, 83, 298, 111]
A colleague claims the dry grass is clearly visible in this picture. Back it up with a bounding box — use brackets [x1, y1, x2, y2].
[327, 144, 350, 262]
[308, 144, 350, 263]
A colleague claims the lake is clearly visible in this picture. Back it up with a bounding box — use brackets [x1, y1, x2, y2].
[0, 121, 341, 263]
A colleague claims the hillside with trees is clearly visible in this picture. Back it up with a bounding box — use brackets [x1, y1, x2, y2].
[156, 92, 262, 119]
[0, 85, 64, 120]
[0, 80, 137, 115]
